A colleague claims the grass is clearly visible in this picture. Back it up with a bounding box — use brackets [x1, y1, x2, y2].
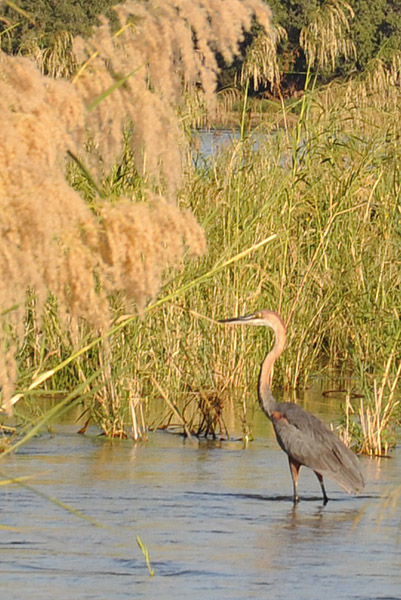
[2, 68, 400, 452]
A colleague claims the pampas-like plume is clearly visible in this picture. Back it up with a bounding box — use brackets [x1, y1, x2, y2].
[72, 0, 272, 192]
[0, 0, 273, 412]
[300, 0, 355, 71]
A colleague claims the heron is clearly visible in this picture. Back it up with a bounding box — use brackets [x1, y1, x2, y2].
[219, 309, 364, 505]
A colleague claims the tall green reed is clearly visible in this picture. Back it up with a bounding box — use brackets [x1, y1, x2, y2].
[8, 80, 401, 445]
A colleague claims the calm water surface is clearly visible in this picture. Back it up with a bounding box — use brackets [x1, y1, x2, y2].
[1, 409, 400, 600]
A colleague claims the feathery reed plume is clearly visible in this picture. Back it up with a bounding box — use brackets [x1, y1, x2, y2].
[300, 0, 355, 71]
[20, 30, 77, 78]
[240, 24, 286, 92]
[0, 0, 273, 413]
[72, 0, 273, 192]
[345, 51, 401, 111]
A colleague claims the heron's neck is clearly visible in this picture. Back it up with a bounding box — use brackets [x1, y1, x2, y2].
[258, 324, 286, 418]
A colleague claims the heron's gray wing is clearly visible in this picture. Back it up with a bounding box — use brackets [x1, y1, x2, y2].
[271, 403, 364, 493]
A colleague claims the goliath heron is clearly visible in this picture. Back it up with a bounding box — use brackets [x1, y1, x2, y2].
[219, 309, 364, 504]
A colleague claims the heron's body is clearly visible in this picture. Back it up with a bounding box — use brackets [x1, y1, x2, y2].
[220, 309, 364, 504]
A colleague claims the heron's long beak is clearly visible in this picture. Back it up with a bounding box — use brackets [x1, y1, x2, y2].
[218, 313, 257, 325]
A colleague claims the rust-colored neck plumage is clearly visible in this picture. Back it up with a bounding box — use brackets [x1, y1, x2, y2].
[258, 313, 286, 419]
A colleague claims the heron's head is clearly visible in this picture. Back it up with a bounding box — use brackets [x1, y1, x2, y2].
[218, 309, 285, 332]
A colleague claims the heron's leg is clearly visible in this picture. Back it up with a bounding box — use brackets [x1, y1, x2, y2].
[314, 471, 329, 505]
[288, 457, 301, 504]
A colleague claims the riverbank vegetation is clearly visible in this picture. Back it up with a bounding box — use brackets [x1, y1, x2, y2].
[0, 0, 400, 457]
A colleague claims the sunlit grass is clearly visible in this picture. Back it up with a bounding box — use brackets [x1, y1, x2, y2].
[3, 69, 401, 451]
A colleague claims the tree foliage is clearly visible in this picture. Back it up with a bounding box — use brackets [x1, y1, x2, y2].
[264, 0, 401, 91]
[0, 0, 118, 54]
[2, 0, 401, 92]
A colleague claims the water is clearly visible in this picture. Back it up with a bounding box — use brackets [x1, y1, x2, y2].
[193, 128, 289, 169]
[195, 129, 240, 158]
[1, 414, 400, 600]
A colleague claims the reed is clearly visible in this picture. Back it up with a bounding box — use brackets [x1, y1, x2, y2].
[358, 355, 401, 456]
[7, 74, 400, 445]
[88, 96, 400, 441]
[10, 82, 401, 442]
[1, 2, 400, 452]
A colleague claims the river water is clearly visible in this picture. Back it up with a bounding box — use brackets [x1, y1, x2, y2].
[3, 134, 399, 600]
[1, 403, 400, 600]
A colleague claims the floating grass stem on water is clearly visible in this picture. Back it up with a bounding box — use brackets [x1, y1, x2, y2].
[136, 535, 154, 576]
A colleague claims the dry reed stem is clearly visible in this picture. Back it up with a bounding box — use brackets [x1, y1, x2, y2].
[359, 355, 401, 456]
[127, 381, 147, 440]
[340, 395, 354, 448]
[151, 375, 194, 441]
